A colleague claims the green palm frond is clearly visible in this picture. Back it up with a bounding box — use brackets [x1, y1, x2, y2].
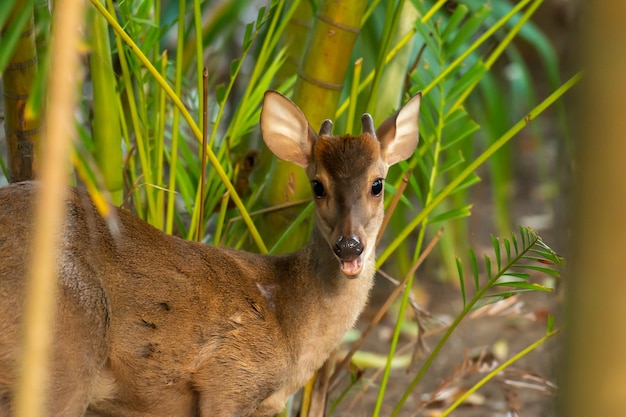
[390, 226, 563, 416]
[457, 226, 563, 308]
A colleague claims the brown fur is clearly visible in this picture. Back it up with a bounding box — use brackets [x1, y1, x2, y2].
[314, 133, 379, 180]
[0, 90, 420, 417]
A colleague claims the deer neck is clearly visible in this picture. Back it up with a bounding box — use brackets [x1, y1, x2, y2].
[278, 223, 375, 351]
[258, 224, 374, 411]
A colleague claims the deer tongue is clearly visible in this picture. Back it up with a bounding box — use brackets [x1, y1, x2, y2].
[340, 257, 363, 277]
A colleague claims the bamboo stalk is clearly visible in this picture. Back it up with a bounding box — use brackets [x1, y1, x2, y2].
[14, 0, 86, 416]
[293, 0, 368, 128]
[562, 2, 626, 416]
[3, 2, 41, 182]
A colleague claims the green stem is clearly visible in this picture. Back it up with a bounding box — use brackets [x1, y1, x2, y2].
[165, 0, 185, 234]
[421, 0, 447, 23]
[193, 0, 204, 132]
[269, 203, 313, 254]
[155, 51, 167, 226]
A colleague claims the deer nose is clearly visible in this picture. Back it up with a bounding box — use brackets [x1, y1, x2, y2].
[334, 236, 363, 260]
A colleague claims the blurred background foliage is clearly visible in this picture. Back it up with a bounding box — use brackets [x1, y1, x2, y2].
[0, 0, 577, 415]
[0, 0, 569, 252]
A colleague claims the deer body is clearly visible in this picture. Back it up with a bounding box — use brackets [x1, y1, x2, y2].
[0, 91, 420, 417]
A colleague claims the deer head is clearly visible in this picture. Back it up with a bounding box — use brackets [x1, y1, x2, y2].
[260, 91, 421, 277]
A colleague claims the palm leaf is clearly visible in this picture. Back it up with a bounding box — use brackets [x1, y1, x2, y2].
[398, 227, 563, 415]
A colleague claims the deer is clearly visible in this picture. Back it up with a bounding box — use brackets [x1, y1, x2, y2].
[0, 89, 421, 417]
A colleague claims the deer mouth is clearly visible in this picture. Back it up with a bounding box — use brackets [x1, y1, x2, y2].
[334, 236, 365, 278]
[340, 256, 363, 277]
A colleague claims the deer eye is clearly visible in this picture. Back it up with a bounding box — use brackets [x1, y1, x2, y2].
[371, 178, 383, 196]
[311, 180, 326, 198]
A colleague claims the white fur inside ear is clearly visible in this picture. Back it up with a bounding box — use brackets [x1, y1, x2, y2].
[382, 93, 421, 166]
[260, 91, 312, 168]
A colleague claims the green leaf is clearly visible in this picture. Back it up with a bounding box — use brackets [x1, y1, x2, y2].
[484, 254, 492, 280]
[531, 246, 565, 266]
[229, 58, 241, 78]
[503, 238, 512, 262]
[521, 255, 557, 265]
[479, 290, 536, 301]
[128, 16, 158, 28]
[501, 272, 531, 280]
[520, 225, 530, 248]
[0, 1, 16, 30]
[492, 235, 501, 271]
[471, 295, 514, 310]
[0, 0, 35, 73]
[445, 4, 490, 59]
[546, 314, 555, 334]
[493, 281, 552, 292]
[447, 61, 488, 103]
[513, 264, 561, 278]
[418, 100, 437, 138]
[457, 257, 467, 307]
[243, 22, 254, 49]
[470, 249, 479, 291]
[492, 0, 561, 88]
[438, 151, 465, 175]
[441, 3, 469, 40]
[216, 83, 227, 105]
[256, 5, 267, 29]
[448, 172, 481, 195]
[384, 181, 413, 209]
[414, 19, 439, 58]
[428, 205, 472, 224]
[441, 110, 480, 150]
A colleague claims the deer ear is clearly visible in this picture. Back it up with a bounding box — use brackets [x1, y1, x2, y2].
[261, 90, 316, 168]
[376, 92, 421, 166]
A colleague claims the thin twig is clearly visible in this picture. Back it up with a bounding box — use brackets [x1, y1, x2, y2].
[197, 67, 209, 242]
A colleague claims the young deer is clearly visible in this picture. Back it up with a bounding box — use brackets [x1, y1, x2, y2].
[0, 90, 420, 417]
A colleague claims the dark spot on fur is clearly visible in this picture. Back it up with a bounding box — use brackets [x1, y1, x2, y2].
[190, 387, 201, 416]
[158, 302, 171, 311]
[249, 299, 265, 321]
[139, 343, 159, 358]
[141, 319, 157, 329]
